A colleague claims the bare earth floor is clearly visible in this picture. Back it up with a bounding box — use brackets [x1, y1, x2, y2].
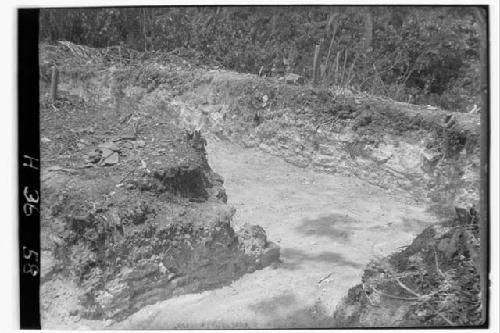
[114, 139, 438, 329]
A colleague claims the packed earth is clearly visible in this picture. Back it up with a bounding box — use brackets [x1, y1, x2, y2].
[39, 41, 482, 329]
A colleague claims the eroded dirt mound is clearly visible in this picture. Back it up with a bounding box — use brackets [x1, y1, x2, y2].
[40, 90, 279, 326]
[333, 213, 481, 327]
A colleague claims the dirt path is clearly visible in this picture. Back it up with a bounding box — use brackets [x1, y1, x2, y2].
[114, 139, 438, 329]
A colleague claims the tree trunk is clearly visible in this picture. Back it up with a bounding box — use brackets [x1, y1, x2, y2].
[50, 66, 59, 102]
[312, 44, 321, 86]
[141, 8, 147, 52]
[361, 8, 373, 52]
[149, 8, 155, 51]
[333, 51, 340, 85]
[317, 10, 338, 81]
[340, 48, 348, 87]
[271, 13, 278, 33]
[324, 12, 340, 79]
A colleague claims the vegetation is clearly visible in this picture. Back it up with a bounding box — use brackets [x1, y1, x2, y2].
[40, 6, 481, 112]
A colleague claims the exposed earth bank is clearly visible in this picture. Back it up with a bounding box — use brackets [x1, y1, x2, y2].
[39, 42, 481, 328]
[113, 139, 438, 329]
[40, 90, 279, 328]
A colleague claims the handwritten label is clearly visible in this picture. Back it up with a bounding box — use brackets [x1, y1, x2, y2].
[21, 155, 40, 277]
[22, 246, 39, 276]
[22, 155, 39, 170]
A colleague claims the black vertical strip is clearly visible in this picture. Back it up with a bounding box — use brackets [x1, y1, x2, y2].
[18, 9, 41, 329]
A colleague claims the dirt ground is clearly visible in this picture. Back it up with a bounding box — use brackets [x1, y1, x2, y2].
[39, 42, 480, 329]
[114, 139, 438, 329]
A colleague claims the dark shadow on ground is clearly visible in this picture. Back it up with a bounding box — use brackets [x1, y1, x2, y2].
[294, 213, 363, 243]
[279, 248, 363, 270]
[247, 290, 298, 317]
[278, 305, 338, 328]
[247, 290, 337, 328]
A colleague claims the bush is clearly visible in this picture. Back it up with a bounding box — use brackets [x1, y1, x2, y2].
[40, 6, 481, 111]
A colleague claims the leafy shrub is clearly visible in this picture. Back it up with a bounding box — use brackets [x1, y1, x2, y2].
[40, 6, 481, 111]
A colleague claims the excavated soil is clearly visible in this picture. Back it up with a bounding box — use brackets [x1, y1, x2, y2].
[39, 42, 481, 329]
[112, 139, 438, 329]
[39, 93, 279, 329]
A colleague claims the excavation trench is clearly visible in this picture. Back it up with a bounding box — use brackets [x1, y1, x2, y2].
[40, 46, 479, 328]
[112, 138, 438, 329]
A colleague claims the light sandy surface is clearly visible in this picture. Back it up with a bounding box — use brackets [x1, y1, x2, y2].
[114, 140, 438, 329]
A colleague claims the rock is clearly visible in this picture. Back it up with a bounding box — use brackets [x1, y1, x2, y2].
[88, 150, 100, 158]
[41, 137, 51, 143]
[99, 141, 120, 152]
[103, 152, 119, 165]
[285, 73, 304, 85]
[238, 223, 267, 249]
[86, 150, 101, 163]
[237, 224, 280, 267]
[100, 148, 114, 159]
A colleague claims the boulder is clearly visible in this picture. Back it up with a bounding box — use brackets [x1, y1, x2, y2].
[103, 152, 119, 165]
[98, 141, 120, 152]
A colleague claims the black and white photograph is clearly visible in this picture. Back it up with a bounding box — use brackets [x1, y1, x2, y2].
[10, 3, 499, 330]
